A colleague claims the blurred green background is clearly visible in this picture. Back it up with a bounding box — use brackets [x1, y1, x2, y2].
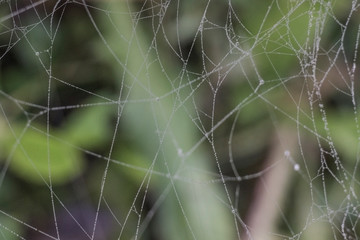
[0, 0, 360, 239]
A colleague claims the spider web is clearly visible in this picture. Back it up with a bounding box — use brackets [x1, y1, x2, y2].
[0, 0, 360, 239]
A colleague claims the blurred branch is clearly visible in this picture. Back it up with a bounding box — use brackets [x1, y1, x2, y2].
[244, 126, 297, 240]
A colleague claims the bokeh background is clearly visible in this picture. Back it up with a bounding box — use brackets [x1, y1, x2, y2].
[0, 0, 360, 239]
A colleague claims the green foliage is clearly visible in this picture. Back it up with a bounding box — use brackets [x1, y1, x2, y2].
[1, 124, 84, 185]
[60, 102, 113, 149]
[0, 0, 359, 239]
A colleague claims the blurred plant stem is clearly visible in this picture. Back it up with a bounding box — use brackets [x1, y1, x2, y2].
[244, 126, 297, 240]
[93, 1, 236, 239]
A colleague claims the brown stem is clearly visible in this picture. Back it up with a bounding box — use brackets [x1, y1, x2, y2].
[244, 126, 297, 240]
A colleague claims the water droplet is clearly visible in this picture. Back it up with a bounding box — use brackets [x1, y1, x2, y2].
[177, 148, 183, 156]
[284, 150, 290, 157]
[294, 164, 300, 171]
[35, 52, 40, 56]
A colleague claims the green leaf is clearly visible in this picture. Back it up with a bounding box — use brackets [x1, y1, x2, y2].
[113, 147, 151, 185]
[327, 113, 358, 163]
[60, 103, 113, 149]
[2, 125, 85, 185]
